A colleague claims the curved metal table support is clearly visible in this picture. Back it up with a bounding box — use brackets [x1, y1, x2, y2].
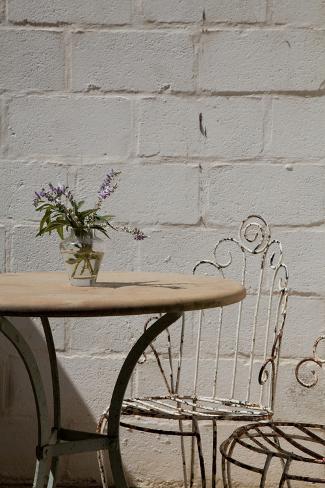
[0, 317, 50, 488]
[107, 312, 182, 487]
[0, 316, 113, 488]
[0, 312, 187, 488]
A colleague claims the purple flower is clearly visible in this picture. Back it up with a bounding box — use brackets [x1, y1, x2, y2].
[98, 170, 120, 201]
[132, 228, 147, 241]
[33, 183, 74, 207]
[120, 225, 147, 241]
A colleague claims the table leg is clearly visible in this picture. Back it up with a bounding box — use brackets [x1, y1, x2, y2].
[1, 315, 115, 487]
[40, 317, 61, 488]
[0, 316, 50, 488]
[107, 312, 183, 488]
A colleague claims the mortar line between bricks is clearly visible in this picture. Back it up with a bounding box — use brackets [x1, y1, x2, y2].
[128, 98, 137, 160]
[0, 97, 3, 156]
[3, 0, 7, 24]
[0, 96, 9, 158]
[57, 352, 128, 360]
[266, 0, 274, 24]
[63, 30, 72, 91]
[4, 226, 11, 272]
[56, 350, 325, 361]
[2, 22, 325, 31]
[140, 221, 325, 231]
[132, 158, 325, 166]
[2, 89, 325, 99]
[5, 224, 13, 272]
[4, 217, 325, 230]
[261, 96, 273, 155]
[132, 0, 145, 27]
[191, 21, 201, 94]
[2, 156, 325, 166]
[198, 165, 206, 225]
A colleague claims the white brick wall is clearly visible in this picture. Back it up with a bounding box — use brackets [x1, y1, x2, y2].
[271, 0, 325, 26]
[7, 0, 133, 25]
[142, 0, 267, 23]
[0, 30, 65, 91]
[0, 226, 5, 271]
[71, 31, 195, 92]
[0, 0, 324, 486]
[199, 30, 325, 91]
[8, 96, 132, 159]
[76, 163, 201, 224]
[138, 96, 264, 158]
[270, 97, 325, 158]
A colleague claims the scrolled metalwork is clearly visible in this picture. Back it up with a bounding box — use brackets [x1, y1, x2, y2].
[295, 335, 325, 388]
[258, 357, 275, 387]
[313, 335, 325, 364]
[213, 238, 242, 271]
[257, 262, 288, 408]
[239, 215, 271, 254]
[263, 239, 284, 271]
[192, 259, 222, 275]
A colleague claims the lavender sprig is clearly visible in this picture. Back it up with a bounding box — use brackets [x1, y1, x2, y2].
[120, 226, 147, 241]
[97, 170, 121, 206]
[33, 184, 74, 208]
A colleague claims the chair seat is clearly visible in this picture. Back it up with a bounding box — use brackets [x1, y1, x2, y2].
[121, 395, 271, 421]
[221, 422, 325, 465]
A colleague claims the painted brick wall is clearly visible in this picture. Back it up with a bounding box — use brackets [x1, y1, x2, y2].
[0, 1, 325, 486]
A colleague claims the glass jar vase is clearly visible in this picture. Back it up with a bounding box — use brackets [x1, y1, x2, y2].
[60, 231, 104, 286]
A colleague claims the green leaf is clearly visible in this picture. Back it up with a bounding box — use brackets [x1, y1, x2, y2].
[39, 208, 51, 232]
[79, 208, 98, 218]
[94, 214, 113, 222]
[57, 225, 64, 239]
[92, 225, 110, 238]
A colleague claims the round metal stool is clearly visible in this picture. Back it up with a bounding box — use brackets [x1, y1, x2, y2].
[220, 421, 325, 487]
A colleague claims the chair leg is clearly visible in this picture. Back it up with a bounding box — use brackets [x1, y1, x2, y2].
[212, 420, 217, 488]
[221, 438, 236, 488]
[178, 420, 189, 488]
[260, 454, 273, 488]
[279, 459, 292, 488]
[192, 419, 206, 488]
[98, 415, 193, 488]
[190, 420, 196, 487]
[273, 435, 292, 488]
[96, 413, 110, 488]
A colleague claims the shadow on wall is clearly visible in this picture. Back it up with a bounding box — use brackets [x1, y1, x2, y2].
[0, 316, 134, 486]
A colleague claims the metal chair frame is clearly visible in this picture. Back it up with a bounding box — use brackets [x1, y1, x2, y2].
[97, 215, 289, 487]
[220, 335, 325, 487]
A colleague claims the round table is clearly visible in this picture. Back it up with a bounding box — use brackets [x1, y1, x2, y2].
[0, 271, 245, 488]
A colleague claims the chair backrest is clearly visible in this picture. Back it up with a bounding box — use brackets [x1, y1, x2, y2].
[139, 216, 289, 413]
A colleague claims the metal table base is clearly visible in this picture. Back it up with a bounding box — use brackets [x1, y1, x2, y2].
[0, 312, 182, 488]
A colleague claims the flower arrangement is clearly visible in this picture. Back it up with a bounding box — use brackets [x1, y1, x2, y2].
[33, 170, 146, 286]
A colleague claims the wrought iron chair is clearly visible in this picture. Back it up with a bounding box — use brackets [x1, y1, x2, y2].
[97, 215, 289, 487]
[220, 336, 325, 487]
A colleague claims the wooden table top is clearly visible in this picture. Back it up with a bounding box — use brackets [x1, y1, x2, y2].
[0, 272, 246, 317]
